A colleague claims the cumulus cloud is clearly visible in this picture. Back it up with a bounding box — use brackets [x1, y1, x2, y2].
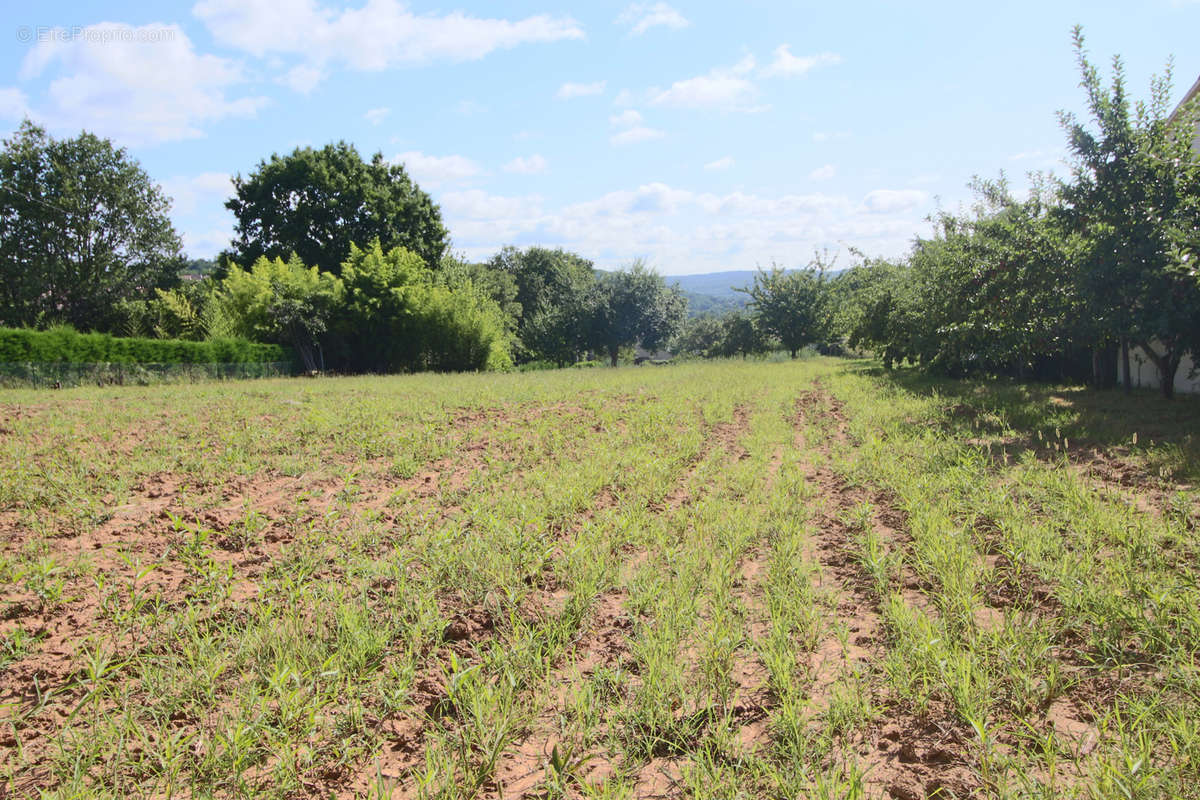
[609, 108, 663, 145]
[761, 45, 842, 78]
[649, 55, 760, 111]
[503, 154, 548, 174]
[610, 126, 666, 145]
[15, 22, 264, 145]
[556, 80, 606, 99]
[809, 164, 836, 180]
[194, 0, 584, 91]
[0, 88, 29, 119]
[432, 182, 925, 274]
[704, 156, 735, 170]
[615, 3, 689, 35]
[609, 109, 643, 127]
[862, 189, 928, 214]
[364, 106, 390, 125]
[392, 151, 483, 186]
[162, 172, 234, 214]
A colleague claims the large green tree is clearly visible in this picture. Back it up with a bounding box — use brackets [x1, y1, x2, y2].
[1059, 27, 1200, 397]
[0, 120, 183, 330]
[589, 261, 687, 366]
[223, 142, 448, 276]
[739, 264, 829, 359]
[486, 246, 598, 363]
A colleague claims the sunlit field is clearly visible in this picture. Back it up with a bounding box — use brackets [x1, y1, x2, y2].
[2, 359, 1199, 799]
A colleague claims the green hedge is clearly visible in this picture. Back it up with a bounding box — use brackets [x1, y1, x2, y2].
[0, 327, 292, 366]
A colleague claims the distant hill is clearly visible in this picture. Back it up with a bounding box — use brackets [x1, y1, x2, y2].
[669, 271, 758, 298]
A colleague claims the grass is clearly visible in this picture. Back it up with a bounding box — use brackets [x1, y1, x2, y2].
[1, 359, 1198, 798]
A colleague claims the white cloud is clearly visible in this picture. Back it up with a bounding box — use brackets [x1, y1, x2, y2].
[0, 88, 30, 119]
[613, 88, 636, 107]
[611, 126, 666, 146]
[433, 182, 924, 274]
[557, 80, 606, 100]
[761, 45, 842, 78]
[364, 106, 390, 125]
[194, 0, 584, 91]
[280, 63, 324, 93]
[608, 108, 663, 145]
[503, 154, 548, 174]
[162, 172, 234, 214]
[609, 109, 643, 127]
[649, 56, 761, 111]
[862, 189, 927, 214]
[809, 164, 836, 180]
[180, 225, 235, 258]
[392, 151, 483, 186]
[704, 156, 735, 170]
[616, 3, 689, 36]
[16, 23, 264, 145]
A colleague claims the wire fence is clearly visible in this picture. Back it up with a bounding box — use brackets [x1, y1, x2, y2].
[0, 361, 296, 389]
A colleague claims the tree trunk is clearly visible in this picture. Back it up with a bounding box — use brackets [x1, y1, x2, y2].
[1138, 340, 1180, 400]
[1121, 339, 1131, 394]
[789, 348, 798, 359]
[608, 347, 619, 367]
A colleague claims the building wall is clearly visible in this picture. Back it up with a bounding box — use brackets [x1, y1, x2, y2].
[1119, 343, 1200, 394]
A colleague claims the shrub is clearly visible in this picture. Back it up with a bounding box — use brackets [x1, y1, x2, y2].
[0, 327, 291, 366]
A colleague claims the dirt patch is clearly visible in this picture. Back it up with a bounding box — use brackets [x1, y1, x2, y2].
[794, 385, 979, 798]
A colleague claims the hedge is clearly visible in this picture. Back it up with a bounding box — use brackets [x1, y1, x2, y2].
[0, 327, 292, 366]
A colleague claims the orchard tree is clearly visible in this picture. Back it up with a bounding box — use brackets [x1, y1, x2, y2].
[487, 246, 598, 363]
[590, 260, 686, 366]
[224, 142, 448, 275]
[739, 263, 829, 358]
[1059, 27, 1200, 397]
[718, 309, 768, 358]
[0, 120, 183, 330]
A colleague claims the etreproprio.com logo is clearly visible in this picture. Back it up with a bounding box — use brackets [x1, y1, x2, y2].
[16, 26, 176, 44]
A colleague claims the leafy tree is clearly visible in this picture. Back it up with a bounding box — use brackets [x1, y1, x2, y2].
[718, 309, 768, 358]
[673, 314, 724, 358]
[224, 142, 448, 276]
[739, 264, 829, 358]
[486, 246, 598, 363]
[0, 120, 183, 330]
[1058, 27, 1200, 397]
[438, 255, 522, 333]
[333, 240, 512, 373]
[589, 260, 687, 366]
[215, 254, 344, 371]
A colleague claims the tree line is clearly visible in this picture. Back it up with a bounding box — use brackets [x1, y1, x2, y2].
[675, 29, 1200, 398]
[1, 27, 1197, 388]
[0, 126, 685, 373]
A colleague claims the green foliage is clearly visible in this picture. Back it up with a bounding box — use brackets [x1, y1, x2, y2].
[0, 326, 289, 366]
[674, 310, 768, 359]
[739, 263, 829, 358]
[224, 141, 448, 275]
[335, 240, 512, 373]
[1057, 26, 1200, 397]
[0, 120, 183, 331]
[590, 260, 687, 366]
[487, 246, 598, 364]
[209, 242, 511, 374]
[216, 254, 344, 371]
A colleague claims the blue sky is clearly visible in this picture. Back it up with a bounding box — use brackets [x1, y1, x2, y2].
[2, 1, 1199, 275]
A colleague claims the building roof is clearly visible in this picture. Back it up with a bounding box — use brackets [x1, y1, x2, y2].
[1172, 73, 1200, 117]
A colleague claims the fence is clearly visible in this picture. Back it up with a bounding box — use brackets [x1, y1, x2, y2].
[0, 361, 296, 389]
